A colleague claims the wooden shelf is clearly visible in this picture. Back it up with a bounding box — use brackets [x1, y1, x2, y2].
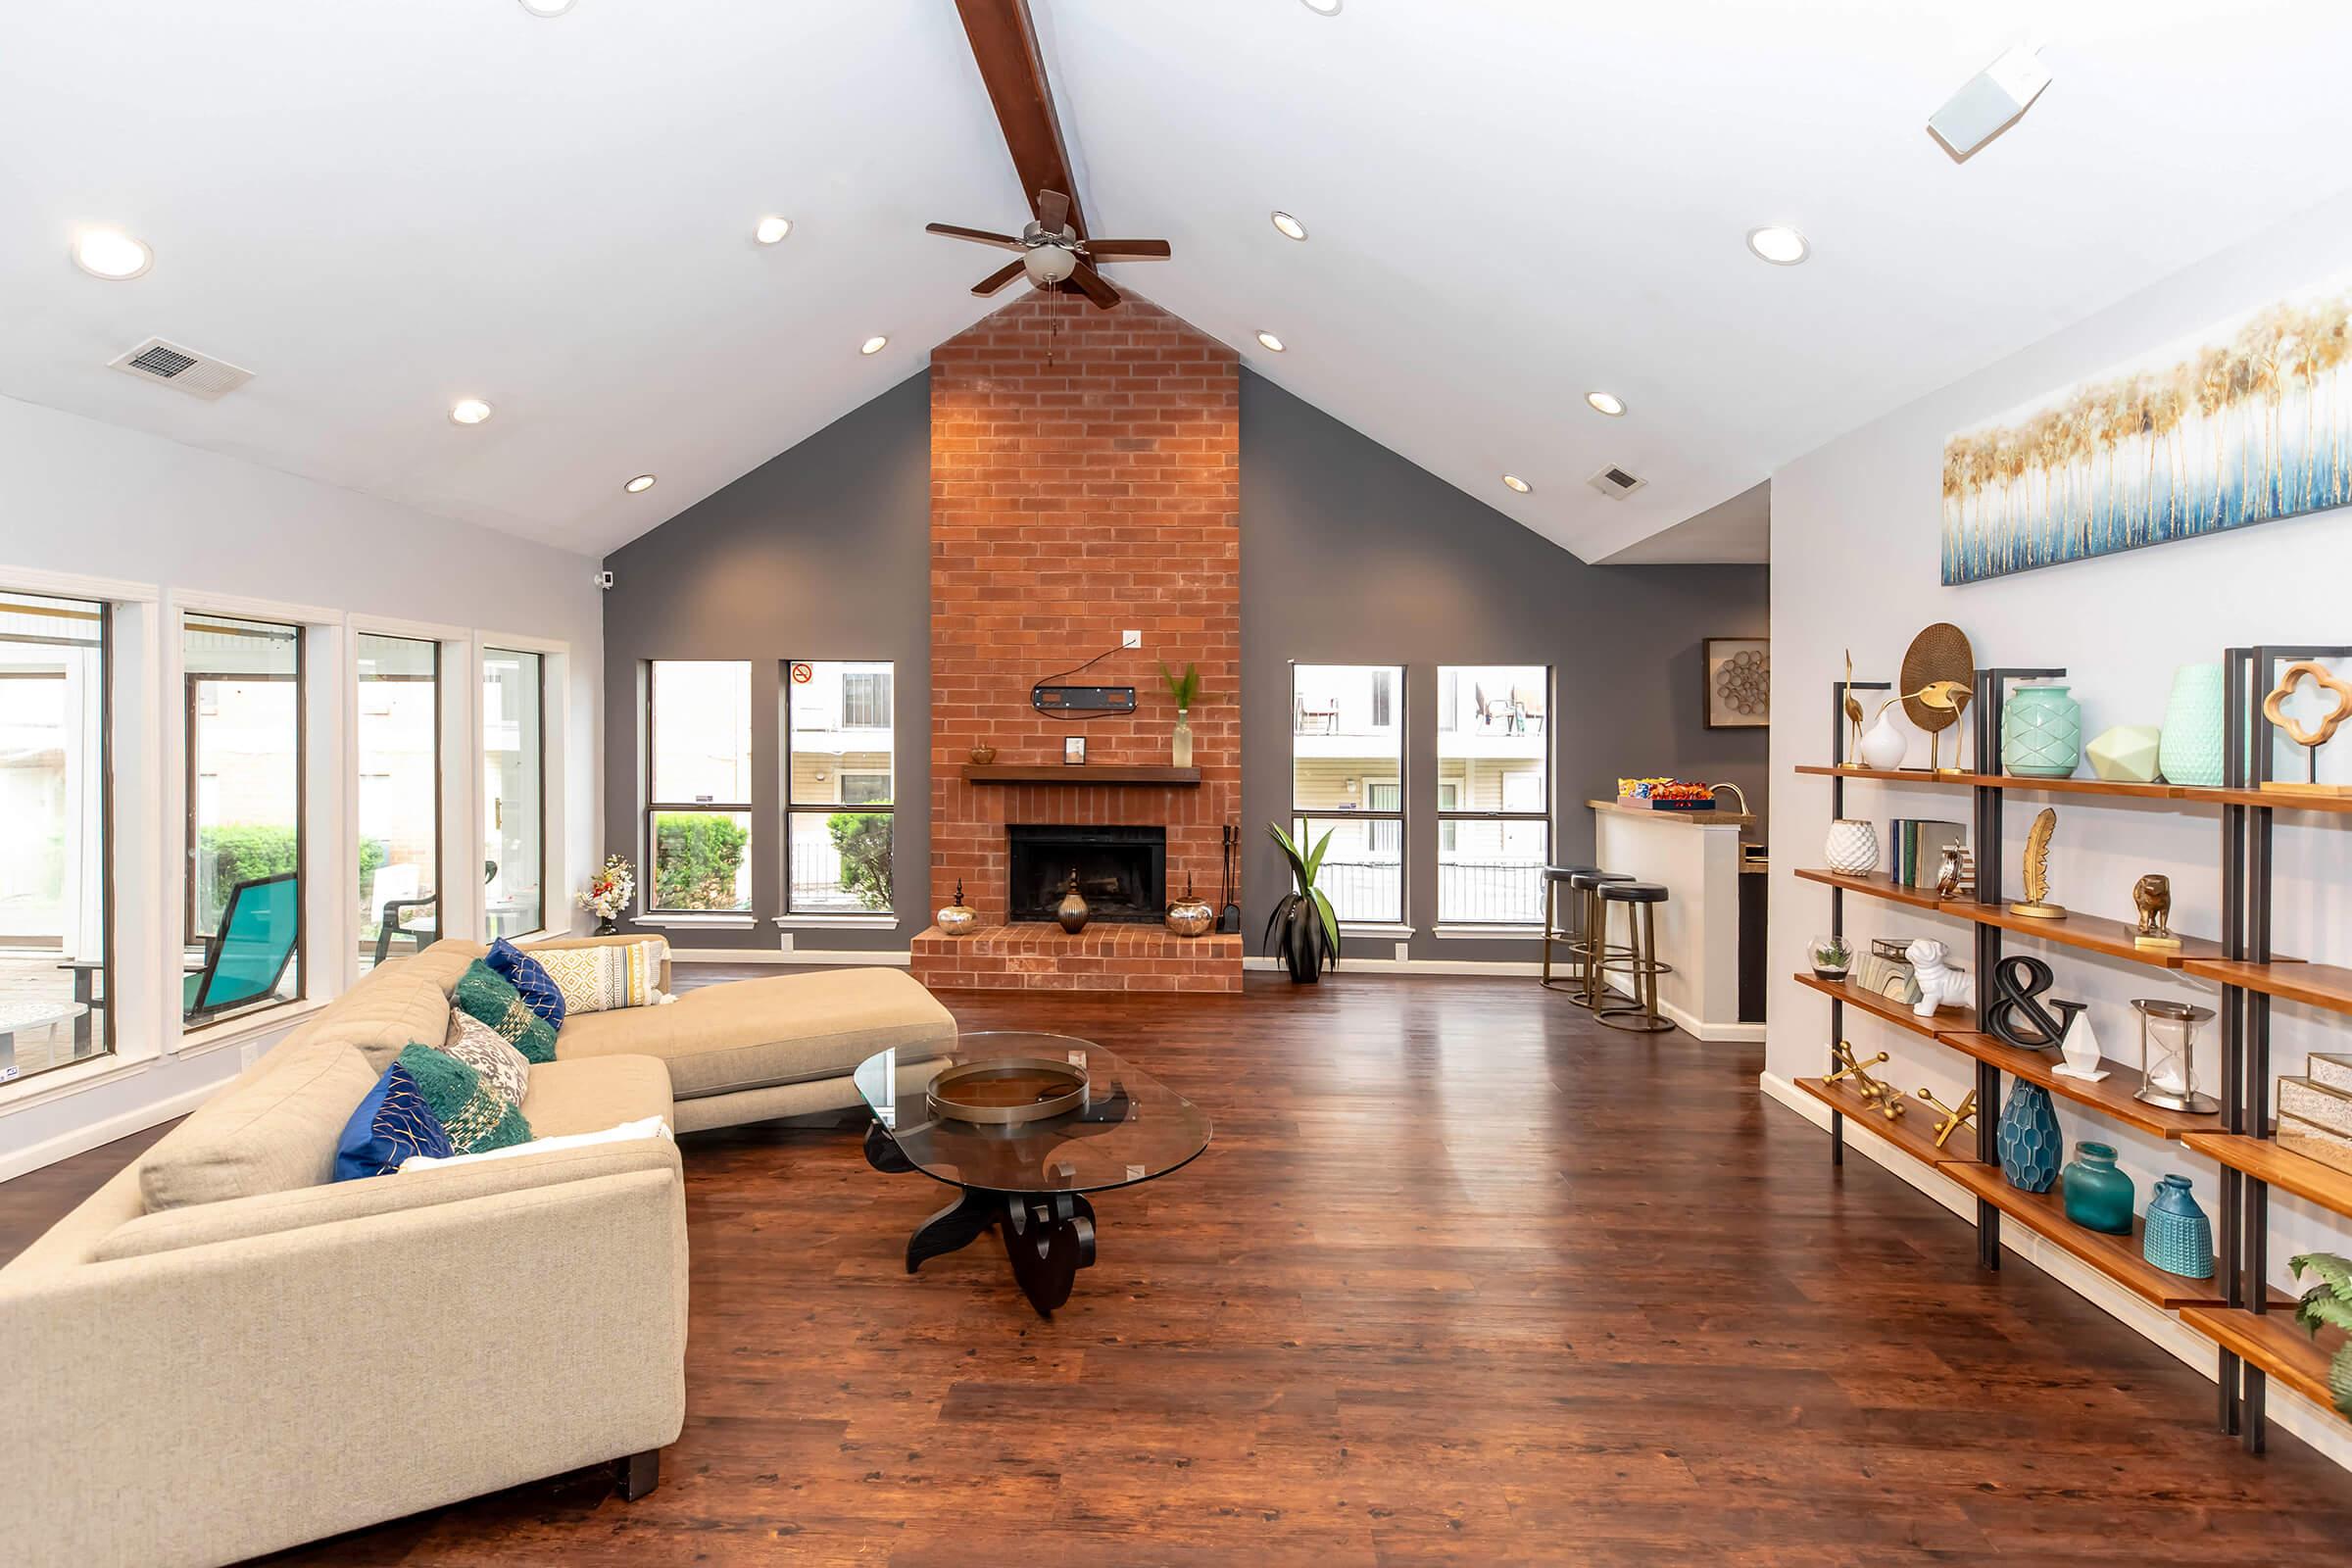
[1793, 1075, 1981, 1167]
[2180, 1306, 2342, 1414]
[2182, 1132, 2352, 1219]
[1795, 763, 2352, 815]
[2184, 956, 2352, 1018]
[1792, 866, 1951, 911]
[1940, 1160, 2236, 1309]
[1936, 1031, 2219, 1140]
[959, 763, 1201, 786]
[1795, 867, 2227, 970]
[1793, 970, 1969, 1038]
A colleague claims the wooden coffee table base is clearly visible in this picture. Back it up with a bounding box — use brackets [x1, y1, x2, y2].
[865, 1121, 1099, 1316]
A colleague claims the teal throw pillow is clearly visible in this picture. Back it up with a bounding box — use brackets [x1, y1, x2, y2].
[395, 1043, 532, 1155]
[453, 958, 558, 1064]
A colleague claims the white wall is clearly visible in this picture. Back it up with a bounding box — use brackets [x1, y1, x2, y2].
[1767, 187, 2352, 1465]
[0, 392, 604, 1176]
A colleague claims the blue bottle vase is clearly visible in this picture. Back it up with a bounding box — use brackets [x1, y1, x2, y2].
[2061, 1142, 2135, 1235]
[2141, 1174, 2214, 1279]
[1995, 1082, 2062, 1194]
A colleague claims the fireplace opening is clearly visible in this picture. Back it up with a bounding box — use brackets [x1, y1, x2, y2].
[1006, 824, 1167, 925]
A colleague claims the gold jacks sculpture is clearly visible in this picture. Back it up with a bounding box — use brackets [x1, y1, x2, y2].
[1827, 1041, 1905, 1120]
[1915, 1086, 1978, 1151]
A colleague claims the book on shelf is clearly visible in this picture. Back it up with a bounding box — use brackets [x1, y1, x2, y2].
[1854, 952, 1922, 1005]
[1887, 819, 1966, 889]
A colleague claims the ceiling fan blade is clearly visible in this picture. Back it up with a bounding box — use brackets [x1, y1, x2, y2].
[1065, 259, 1120, 310]
[1037, 188, 1070, 234]
[1082, 239, 1171, 261]
[926, 222, 1027, 252]
[972, 259, 1029, 296]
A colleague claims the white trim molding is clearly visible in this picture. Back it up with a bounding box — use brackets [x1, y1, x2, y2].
[668, 946, 911, 968]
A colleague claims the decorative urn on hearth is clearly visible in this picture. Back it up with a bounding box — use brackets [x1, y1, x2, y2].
[937, 880, 979, 938]
[1055, 868, 1091, 934]
[1165, 876, 1214, 938]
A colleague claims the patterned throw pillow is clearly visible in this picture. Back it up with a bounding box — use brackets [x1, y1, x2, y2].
[395, 1044, 532, 1155]
[334, 1061, 456, 1181]
[441, 1010, 532, 1109]
[452, 959, 559, 1064]
[486, 937, 566, 1032]
[532, 940, 666, 1016]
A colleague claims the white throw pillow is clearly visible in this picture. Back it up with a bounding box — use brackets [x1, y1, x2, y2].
[397, 1115, 671, 1172]
[532, 939, 667, 1015]
[440, 1010, 532, 1108]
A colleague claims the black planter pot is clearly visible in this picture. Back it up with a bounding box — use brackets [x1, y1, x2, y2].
[1269, 895, 1326, 983]
[594, 916, 617, 937]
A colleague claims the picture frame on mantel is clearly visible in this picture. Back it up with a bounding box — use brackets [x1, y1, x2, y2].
[1063, 736, 1087, 764]
[1704, 637, 1770, 729]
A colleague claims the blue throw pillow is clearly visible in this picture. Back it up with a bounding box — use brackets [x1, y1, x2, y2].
[335, 1061, 456, 1181]
[487, 937, 565, 1032]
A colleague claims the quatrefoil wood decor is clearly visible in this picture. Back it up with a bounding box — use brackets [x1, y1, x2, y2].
[2261, 660, 2352, 795]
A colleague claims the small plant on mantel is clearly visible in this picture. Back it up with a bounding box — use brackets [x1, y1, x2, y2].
[1264, 822, 1341, 983]
[1160, 662, 1203, 768]
[2292, 1251, 2352, 1417]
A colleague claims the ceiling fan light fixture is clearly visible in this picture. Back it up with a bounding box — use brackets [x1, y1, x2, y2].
[624, 473, 657, 494]
[1586, 391, 1627, 417]
[1270, 211, 1308, 241]
[754, 216, 792, 245]
[1745, 224, 1810, 266]
[72, 226, 153, 280]
[1255, 330, 1286, 353]
[1502, 473, 1533, 495]
[1022, 246, 1078, 285]
[860, 335, 889, 356]
[449, 398, 494, 426]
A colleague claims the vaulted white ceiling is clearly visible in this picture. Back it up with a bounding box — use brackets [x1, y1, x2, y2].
[6, 1, 2352, 563]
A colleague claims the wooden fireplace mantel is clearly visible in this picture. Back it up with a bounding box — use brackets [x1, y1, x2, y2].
[958, 763, 1201, 786]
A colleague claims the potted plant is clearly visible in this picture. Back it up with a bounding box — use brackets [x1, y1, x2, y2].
[1264, 822, 1341, 982]
[1159, 662, 1201, 768]
[1807, 933, 1852, 981]
[577, 854, 635, 936]
[2292, 1251, 2352, 1417]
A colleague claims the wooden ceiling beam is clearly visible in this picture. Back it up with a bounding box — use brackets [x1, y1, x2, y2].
[953, 0, 1087, 240]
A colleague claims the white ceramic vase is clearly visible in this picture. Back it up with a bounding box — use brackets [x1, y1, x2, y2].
[1825, 818, 1879, 876]
[1857, 710, 1907, 769]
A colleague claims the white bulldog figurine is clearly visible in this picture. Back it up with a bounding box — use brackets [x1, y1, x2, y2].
[1906, 938, 1970, 1018]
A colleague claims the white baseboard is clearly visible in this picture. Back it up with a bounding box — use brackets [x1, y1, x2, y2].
[1656, 998, 1767, 1044]
[669, 947, 910, 967]
[0, 1078, 219, 1185]
[1243, 954, 1546, 976]
[1758, 1070, 2352, 1474]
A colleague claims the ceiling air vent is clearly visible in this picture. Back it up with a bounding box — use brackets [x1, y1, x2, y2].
[107, 336, 254, 402]
[1587, 464, 1647, 499]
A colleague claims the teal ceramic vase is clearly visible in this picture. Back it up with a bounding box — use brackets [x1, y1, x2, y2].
[2141, 1174, 2214, 1279]
[2001, 683, 2082, 778]
[2061, 1142, 2135, 1235]
[1995, 1082, 2062, 1194]
[2158, 663, 2226, 787]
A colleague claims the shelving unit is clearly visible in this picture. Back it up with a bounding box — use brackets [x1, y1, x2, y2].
[1800, 645, 2352, 1455]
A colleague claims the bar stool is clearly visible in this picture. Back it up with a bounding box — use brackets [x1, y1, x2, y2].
[1569, 870, 1633, 1009]
[1539, 863, 1599, 990]
[1595, 881, 1675, 1034]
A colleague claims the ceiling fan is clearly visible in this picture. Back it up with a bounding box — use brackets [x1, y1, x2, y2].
[926, 188, 1170, 310]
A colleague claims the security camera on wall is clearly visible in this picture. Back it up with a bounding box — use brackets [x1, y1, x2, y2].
[594, 569, 615, 590]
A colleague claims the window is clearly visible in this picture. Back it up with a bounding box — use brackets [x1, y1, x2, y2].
[647, 661, 754, 913]
[483, 649, 546, 940]
[357, 635, 439, 970]
[787, 661, 894, 914]
[184, 613, 303, 1023]
[1438, 663, 1550, 925]
[0, 591, 110, 1083]
[1290, 663, 1403, 925]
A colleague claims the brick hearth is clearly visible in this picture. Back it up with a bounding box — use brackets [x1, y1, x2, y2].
[917, 289, 1241, 992]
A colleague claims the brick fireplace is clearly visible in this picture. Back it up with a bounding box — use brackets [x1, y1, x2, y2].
[914, 289, 1242, 992]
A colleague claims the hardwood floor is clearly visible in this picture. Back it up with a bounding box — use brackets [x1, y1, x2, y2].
[8, 972, 2350, 1563]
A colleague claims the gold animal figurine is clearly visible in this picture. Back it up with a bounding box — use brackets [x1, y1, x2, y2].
[2132, 872, 2181, 951]
[1936, 845, 1976, 902]
[1827, 1041, 1904, 1120]
[1842, 649, 1865, 764]
[2009, 807, 2066, 919]
[1914, 1086, 1978, 1151]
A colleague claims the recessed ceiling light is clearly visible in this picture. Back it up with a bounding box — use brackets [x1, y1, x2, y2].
[1270, 211, 1308, 241]
[517, 0, 575, 15]
[624, 473, 657, 494]
[449, 398, 494, 426]
[1300, 0, 1343, 14]
[1502, 473, 1532, 494]
[1255, 330, 1286, 353]
[71, 227, 152, 280]
[1586, 391, 1627, 417]
[755, 216, 792, 245]
[1745, 224, 1810, 266]
[859, 335, 889, 356]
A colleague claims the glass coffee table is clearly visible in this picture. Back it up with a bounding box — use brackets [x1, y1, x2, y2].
[856, 1032, 1211, 1316]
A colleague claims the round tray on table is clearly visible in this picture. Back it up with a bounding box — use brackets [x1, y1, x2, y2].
[925, 1056, 1091, 1126]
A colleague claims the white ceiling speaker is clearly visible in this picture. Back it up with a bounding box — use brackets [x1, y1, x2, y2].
[107, 337, 253, 401]
[1587, 465, 1647, 499]
[1930, 42, 2051, 161]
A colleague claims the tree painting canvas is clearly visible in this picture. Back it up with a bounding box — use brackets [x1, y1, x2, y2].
[1941, 273, 2352, 584]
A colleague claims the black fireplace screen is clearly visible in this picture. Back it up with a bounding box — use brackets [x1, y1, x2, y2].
[1006, 824, 1167, 924]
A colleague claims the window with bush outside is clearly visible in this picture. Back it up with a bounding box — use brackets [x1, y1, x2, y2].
[1290, 663, 1404, 925]
[184, 613, 304, 1022]
[0, 590, 111, 1084]
[646, 661, 755, 913]
[788, 661, 893, 915]
[1437, 663, 1550, 924]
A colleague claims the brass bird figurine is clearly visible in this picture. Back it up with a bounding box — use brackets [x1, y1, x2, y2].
[1842, 650, 1864, 763]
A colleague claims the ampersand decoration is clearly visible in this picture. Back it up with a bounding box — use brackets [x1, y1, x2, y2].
[1982, 955, 2077, 1051]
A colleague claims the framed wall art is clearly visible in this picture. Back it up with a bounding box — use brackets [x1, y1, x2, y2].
[1705, 638, 1770, 729]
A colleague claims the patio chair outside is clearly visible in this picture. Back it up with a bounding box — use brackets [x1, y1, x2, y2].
[184, 871, 300, 1021]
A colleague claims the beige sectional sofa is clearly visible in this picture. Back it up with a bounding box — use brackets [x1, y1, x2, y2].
[0, 937, 956, 1568]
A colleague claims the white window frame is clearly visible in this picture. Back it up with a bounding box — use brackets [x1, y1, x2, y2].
[1289, 663, 1406, 929]
[784, 659, 897, 920]
[475, 630, 570, 946]
[348, 614, 472, 986]
[1435, 663, 1554, 930]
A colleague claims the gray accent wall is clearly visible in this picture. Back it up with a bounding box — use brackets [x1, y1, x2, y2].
[599, 366, 1769, 962]
[1239, 372, 1769, 963]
